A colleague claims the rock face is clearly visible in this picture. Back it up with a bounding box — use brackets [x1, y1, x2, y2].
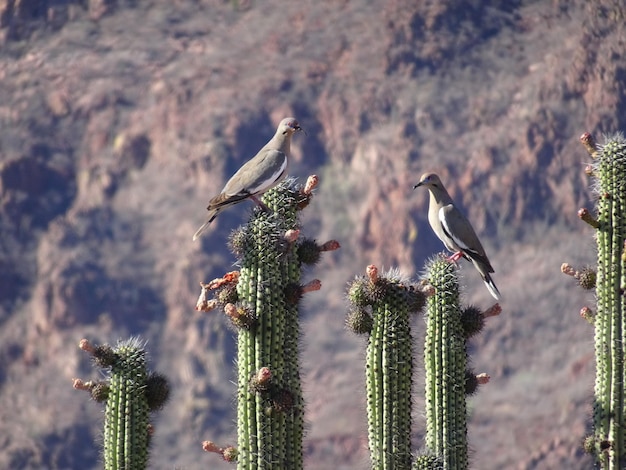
[0, 1, 622, 468]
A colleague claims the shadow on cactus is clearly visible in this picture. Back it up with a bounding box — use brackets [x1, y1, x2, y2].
[196, 176, 340, 469]
[73, 337, 170, 470]
[564, 132, 626, 469]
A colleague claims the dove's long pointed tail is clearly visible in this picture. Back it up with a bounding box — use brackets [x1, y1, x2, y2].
[192, 220, 210, 241]
[482, 272, 501, 301]
[469, 257, 501, 301]
[192, 210, 219, 241]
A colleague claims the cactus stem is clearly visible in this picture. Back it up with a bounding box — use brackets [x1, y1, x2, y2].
[196, 284, 216, 312]
[194, 177, 329, 470]
[581, 306, 595, 324]
[254, 367, 272, 387]
[580, 132, 599, 158]
[366, 264, 378, 283]
[483, 303, 502, 319]
[222, 302, 256, 329]
[77, 338, 167, 470]
[72, 378, 91, 391]
[202, 272, 240, 290]
[202, 440, 238, 462]
[319, 240, 341, 252]
[476, 373, 491, 385]
[224, 303, 241, 320]
[301, 279, 322, 294]
[348, 265, 425, 469]
[303, 175, 319, 195]
[582, 133, 626, 467]
[284, 229, 300, 243]
[197, 298, 218, 312]
[579, 208, 600, 228]
[561, 263, 577, 277]
[417, 280, 436, 297]
[78, 338, 95, 354]
[424, 256, 469, 469]
[561, 263, 597, 290]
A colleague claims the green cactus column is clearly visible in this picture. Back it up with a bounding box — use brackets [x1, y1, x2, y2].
[421, 257, 498, 470]
[237, 182, 301, 470]
[347, 265, 426, 470]
[73, 338, 170, 470]
[197, 176, 339, 469]
[575, 133, 626, 469]
[423, 258, 467, 470]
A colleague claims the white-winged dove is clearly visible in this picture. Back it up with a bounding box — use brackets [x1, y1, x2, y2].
[414, 172, 501, 300]
[193, 117, 303, 240]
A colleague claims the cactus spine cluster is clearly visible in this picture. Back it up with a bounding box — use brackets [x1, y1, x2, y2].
[575, 133, 626, 468]
[346, 265, 427, 469]
[197, 177, 339, 469]
[73, 338, 170, 470]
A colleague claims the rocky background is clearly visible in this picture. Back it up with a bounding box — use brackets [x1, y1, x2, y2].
[1, 0, 624, 468]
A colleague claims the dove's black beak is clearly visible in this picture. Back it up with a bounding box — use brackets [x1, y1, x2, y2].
[413, 182, 422, 190]
[283, 123, 306, 135]
[296, 124, 306, 134]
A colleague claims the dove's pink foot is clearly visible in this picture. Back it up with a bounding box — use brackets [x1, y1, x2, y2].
[250, 195, 271, 213]
[447, 251, 463, 263]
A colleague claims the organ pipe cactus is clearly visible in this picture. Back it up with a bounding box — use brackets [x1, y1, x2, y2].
[570, 132, 626, 469]
[73, 338, 170, 470]
[346, 264, 427, 469]
[420, 256, 497, 470]
[197, 176, 339, 470]
[423, 257, 467, 469]
[347, 258, 497, 470]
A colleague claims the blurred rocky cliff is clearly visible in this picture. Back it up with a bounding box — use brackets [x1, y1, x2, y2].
[1, 1, 624, 468]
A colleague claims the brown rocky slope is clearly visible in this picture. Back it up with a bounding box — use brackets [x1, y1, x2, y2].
[1, 1, 625, 468]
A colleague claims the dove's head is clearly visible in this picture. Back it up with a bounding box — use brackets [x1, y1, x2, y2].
[279, 117, 304, 135]
[413, 172, 444, 191]
[413, 172, 452, 203]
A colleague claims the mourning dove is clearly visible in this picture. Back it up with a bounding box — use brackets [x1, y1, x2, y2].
[414, 172, 501, 300]
[193, 117, 303, 240]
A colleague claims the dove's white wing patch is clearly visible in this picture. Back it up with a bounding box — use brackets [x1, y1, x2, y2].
[439, 206, 471, 251]
[247, 156, 287, 194]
